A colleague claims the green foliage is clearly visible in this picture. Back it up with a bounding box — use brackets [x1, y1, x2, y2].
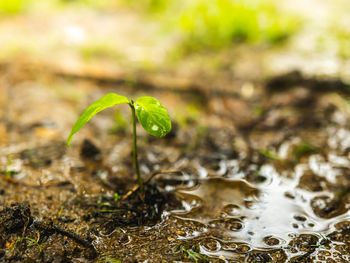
[58, 0, 120, 10]
[336, 30, 350, 59]
[174, 243, 208, 263]
[67, 93, 171, 193]
[101, 258, 121, 263]
[14, 237, 43, 252]
[177, 0, 299, 50]
[292, 141, 319, 161]
[57, 206, 64, 218]
[0, 0, 121, 15]
[118, 0, 169, 13]
[182, 248, 208, 263]
[315, 5, 350, 60]
[67, 93, 129, 146]
[135, 96, 172, 138]
[260, 149, 282, 161]
[0, 0, 25, 14]
[112, 0, 301, 52]
[0, 170, 18, 179]
[0, 155, 19, 179]
[322, 25, 350, 59]
[114, 192, 121, 202]
[67, 93, 171, 146]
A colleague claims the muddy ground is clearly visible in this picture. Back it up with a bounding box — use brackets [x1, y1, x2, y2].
[0, 57, 350, 263]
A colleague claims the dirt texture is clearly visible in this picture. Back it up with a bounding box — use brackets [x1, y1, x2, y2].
[1, 59, 350, 263]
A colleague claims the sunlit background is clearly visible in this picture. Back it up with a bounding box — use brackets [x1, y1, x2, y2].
[0, 0, 349, 79]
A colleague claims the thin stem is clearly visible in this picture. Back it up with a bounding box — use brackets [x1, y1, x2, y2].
[130, 101, 144, 193]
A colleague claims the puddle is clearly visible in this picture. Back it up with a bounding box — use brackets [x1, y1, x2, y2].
[173, 163, 350, 260]
[175, 177, 259, 223]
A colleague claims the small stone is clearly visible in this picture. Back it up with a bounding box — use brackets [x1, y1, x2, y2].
[175, 230, 186, 236]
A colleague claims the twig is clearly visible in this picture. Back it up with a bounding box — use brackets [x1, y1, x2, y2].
[121, 169, 183, 200]
[33, 221, 94, 249]
[0, 174, 71, 188]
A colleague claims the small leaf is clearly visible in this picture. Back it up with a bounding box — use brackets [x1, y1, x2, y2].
[114, 192, 121, 202]
[67, 93, 129, 146]
[135, 96, 171, 138]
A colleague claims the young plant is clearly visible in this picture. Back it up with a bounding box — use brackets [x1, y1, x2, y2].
[67, 93, 171, 193]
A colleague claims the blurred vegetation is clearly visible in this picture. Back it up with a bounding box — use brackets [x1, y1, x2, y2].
[176, 0, 299, 50]
[318, 21, 350, 59]
[0, 0, 120, 14]
[0, 0, 27, 14]
[124, 0, 301, 51]
[336, 30, 350, 59]
[0, 0, 300, 50]
[1, 0, 348, 65]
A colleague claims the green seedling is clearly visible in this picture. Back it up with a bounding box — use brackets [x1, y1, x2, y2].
[101, 258, 121, 263]
[67, 93, 172, 193]
[292, 141, 319, 161]
[57, 206, 64, 218]
[182, 248, 208, 263]
[174, 243, 208, 263]
[13, 237, 43, 253]
[114, 192, 121, 202]
[260, 149, 282, 161]
[1, 154, 15, 179]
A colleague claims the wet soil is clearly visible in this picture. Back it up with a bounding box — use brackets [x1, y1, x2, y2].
[1, 61, 350, 263]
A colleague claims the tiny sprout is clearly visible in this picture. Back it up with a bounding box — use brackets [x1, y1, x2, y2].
[181, 247, 208, 263]
[14, 237, 43, 253]
[67, 93, 172, 193]
[114, 192, 121, 202]
[102, 259, 121, 263]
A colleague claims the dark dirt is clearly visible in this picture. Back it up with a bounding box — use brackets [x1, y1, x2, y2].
[1, 62, 350, 263]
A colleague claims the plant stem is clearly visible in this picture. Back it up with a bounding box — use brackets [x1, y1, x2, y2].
[130, 101, 144, 193]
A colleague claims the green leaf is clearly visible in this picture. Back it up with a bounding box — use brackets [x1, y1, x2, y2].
[103, 259, 121, 263]
[135, 96, 171, 138]
[67, 93, 129, 146]
[114, 192, 121, 202]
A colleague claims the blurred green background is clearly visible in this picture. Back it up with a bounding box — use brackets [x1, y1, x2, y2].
[0, 0, 349, 79]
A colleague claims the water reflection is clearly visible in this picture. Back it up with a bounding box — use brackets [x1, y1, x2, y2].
[173, 163, 350, 260]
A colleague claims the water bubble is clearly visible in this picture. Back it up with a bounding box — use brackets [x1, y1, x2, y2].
[200, 238, 221, 252]
[208, 218, 244, 232]
[263, 236, 281, 246]
[222, 204, 241, 217]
